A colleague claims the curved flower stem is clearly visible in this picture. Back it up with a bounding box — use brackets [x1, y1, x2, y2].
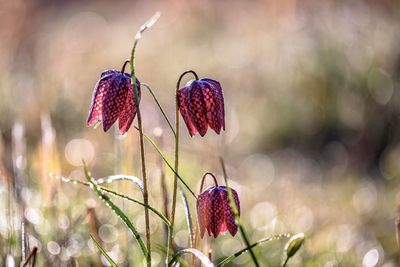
[121, 59, 130, 73]
[166, 70, 199, 265]
[129, 12, 160, 267]
[140, 83, 176, 137]
[177, 70, 199, 83]
[220, 157, 260, 267]
[199, 172, 219, 193]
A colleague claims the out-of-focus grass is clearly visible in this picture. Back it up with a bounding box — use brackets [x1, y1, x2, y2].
[1, 0, 400, 266]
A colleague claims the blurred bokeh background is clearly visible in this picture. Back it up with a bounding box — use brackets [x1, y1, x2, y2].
[1, 0, 400, 266]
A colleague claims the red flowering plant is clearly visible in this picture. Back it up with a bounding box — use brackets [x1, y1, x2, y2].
[59, 12, 304, 267]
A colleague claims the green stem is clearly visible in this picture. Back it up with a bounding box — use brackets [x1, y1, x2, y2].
[141, 83, 176, 137]
[199, 172, 219, 192]
[220, 157, 260, 267]
[129, 13, 160, 266]
[282, 256, 289, 267]
[166, 70, 199, 266]
[130, 50, 150, 267]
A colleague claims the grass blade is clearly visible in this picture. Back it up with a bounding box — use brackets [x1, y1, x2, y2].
[220, 157, 260, 267]
[136, 127, 197, 198]
[179, 186, 194, 248]
[169, 248, 214, 267]
[216, 234, 291, 267]
[96, 175, 144, 192]
[59, 175, 171, 227]
[141, 83, 176, 137]
[82, 162, 148, 259]
[90, 235, 118, 267]
[21, 247, 38, 267]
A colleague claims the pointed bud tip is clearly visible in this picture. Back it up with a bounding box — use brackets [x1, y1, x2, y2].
[285, 233, 305, 258]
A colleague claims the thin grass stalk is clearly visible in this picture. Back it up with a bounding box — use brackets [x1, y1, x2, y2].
[166, 85, 180, 265]
[179, 186, 194, 248]
[282, 257, 290, 267]
[141, 83, 176, 137]
[21, 247, 37, 267]
[129, 13, 160, 266]
[90, 235, 118, 267]
[219, 157, 260, 267]
[156, 134, 171, 245]
[136, 127, 196, 198]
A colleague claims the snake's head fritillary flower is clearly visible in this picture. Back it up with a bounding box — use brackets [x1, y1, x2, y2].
[87, 61, 141, 134]
[177, 77, 225, 137]
[196, 186, 240, 238]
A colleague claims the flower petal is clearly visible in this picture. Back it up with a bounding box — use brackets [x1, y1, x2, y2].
[225, 187, 239, 236]
[202, 78, 225, 131]
[200, 79, 224, 134]
[178, 85, 197, 136]
[188, 80, 208, 136]
[102, 74, 129, 132]
[197, 188, 212, 238]
[87, 73, 115, 126]
[209, 187, 225, 237]
[118, 76, 140, 134]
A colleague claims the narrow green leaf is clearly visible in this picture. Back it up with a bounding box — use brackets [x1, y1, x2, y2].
[141, 83, 176, 137]
[59, 175, 171, 227]
[220, 157, 260, 267]
[90, 235, 118, 267]
[137, 128, 197, 198]
[82, 162, 148, 259]
[169, 248, 214, 267]
[216, 234, 291, 267]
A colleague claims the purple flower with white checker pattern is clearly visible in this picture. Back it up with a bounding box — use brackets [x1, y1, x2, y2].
[177, 77, 225, 137]
[87, 62, 141, 134]
[197, 181, 240, 238]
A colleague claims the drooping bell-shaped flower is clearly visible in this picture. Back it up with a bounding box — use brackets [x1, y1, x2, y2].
[197, 185, 240, 238]
[177, 77, 225, 137]
[87, 62, 141, 134]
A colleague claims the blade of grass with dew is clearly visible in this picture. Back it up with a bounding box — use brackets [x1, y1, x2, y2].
[90, 235, 118, 267]
[179, 186, 194, 247]
[96, 175, 144, 192]
[59, 175, 171, 227]
[134, 127, 196, 198]
[141, 83, 176, 137]
[82, 162, 148, 259]
[216, 234, 291, 267]
[220, 157, 260, 267]
[169, 248, 214, 267]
